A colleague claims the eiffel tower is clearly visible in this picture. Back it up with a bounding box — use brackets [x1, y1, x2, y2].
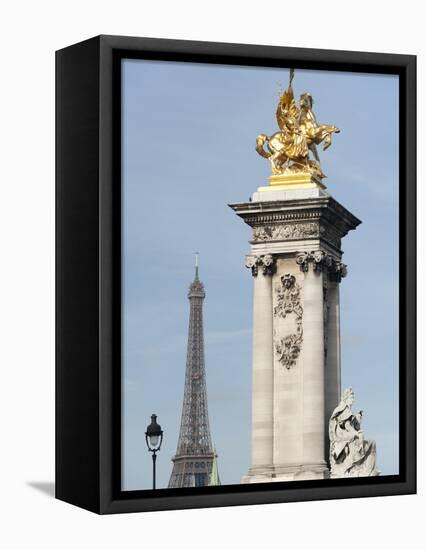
[168, 254, 219, 488]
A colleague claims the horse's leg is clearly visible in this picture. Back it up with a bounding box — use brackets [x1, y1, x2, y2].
[323, 134, 332, 151]
[313, 127, 327, 144]
[312, 126, 332, 151]
[270, 147, 285, 174]
[270, 153, 278, 174]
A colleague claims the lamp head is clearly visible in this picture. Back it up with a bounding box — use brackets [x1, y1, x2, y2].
[145, 414, 163, 452]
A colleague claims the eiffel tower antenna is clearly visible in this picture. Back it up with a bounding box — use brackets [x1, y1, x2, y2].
[168, 257, 219, 488]
[195, 251, 199, 280]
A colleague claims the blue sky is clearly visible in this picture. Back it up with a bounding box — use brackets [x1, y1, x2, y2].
[121, 59, 399, 490]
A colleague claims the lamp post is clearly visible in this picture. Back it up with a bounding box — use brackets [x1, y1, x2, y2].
[145, 414, 163, 490]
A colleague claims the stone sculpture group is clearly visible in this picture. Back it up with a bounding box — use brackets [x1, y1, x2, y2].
[329, 388, 379, 477]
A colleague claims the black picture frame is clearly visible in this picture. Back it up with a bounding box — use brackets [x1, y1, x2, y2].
[56, 35, 416, 514]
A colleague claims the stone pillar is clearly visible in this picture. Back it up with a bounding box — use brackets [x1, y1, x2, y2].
[230, 188, 361, 483]
[243, 254, 275, 480]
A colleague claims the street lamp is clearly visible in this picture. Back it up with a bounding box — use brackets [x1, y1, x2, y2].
[145, 414, 163, 490]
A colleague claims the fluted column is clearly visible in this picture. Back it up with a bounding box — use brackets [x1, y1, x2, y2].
[297, 252, 327, 472]
[245, 254, 275, 474]
[324, 262, 347, 459]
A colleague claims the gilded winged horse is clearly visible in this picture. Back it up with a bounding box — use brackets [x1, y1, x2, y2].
[256, 69, 340, 177]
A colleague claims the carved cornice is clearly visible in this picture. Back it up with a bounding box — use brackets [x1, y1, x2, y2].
[245, 254, 276, 277]
[296, 250, 348, 282]
[246, 210, 322, 226]
[229, 196, 361, 250]
[274, 273, 303, 369]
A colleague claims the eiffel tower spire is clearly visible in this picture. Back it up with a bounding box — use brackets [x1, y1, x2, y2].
[168, 254, 218, 488]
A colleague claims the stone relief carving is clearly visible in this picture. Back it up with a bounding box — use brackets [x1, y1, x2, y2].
[329, 388, 379, 478]
[244, 215, 343, 249]
[273, 273, 303, 369]
[275, 335, 302, 369]
[245, 254, 276, 276]
[296, 250, 347, 281]
[252, 222, 319, 242]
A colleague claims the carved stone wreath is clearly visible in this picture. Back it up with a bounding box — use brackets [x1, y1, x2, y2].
[275, 334, 302, 370]
[274, 273, 303, 369]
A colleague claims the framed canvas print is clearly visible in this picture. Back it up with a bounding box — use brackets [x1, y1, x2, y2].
[56, 35, 416, 514]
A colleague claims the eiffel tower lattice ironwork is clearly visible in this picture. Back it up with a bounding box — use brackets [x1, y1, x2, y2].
[168, 255, 218, 488]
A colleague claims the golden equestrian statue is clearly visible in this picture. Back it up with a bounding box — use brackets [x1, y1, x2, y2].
[256, 69, 340, 182]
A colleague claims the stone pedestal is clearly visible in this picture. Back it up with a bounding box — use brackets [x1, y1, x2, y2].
[231, 184, 361, 482]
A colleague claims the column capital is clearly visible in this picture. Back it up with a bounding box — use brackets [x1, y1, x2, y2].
[329, 261, 348, 283]
[296, 250, 348, 282]
[245, 254, 276, 277]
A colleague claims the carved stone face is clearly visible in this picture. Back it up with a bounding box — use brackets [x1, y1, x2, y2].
[281, 274, 295, 289]
[263, 254, 274, 267]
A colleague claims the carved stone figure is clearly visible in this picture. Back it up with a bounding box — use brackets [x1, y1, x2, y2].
[329, 388, 379, 478]
[255, 69, 340, 179]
